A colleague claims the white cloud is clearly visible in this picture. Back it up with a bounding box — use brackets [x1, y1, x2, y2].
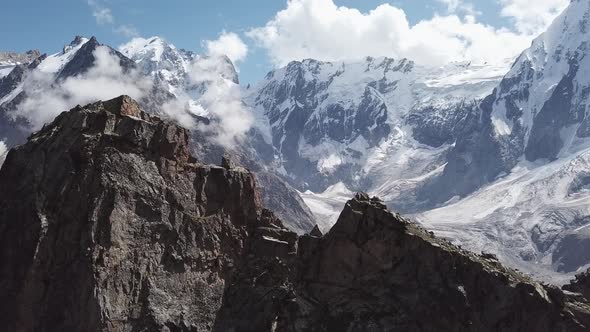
[499, 0, 569, 35]
[248, 0, 530, 65]
[93, 8, 114, 25]
[247, 0, 566, 68]
[88, 0, 114, 25]
[14, 46, 152, 130]
[189, 57, 253, 147]
[203, 31, 248, 64]
[158, 56, 253, 147]
[115, 25, 140, 38]
[88, 0, 140, 37]
[436, 0, 478, 16]
[0, 141, 7, 167]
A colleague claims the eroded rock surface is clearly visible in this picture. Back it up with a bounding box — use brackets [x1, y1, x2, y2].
[1, 96, 589, 331]
[0, 96, 273, 331]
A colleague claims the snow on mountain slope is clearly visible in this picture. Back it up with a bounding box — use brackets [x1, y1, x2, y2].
[299, 182, 353, 233]
[491, 0, 590, 160]
[0, 37, 92, 108]
[0, 50, 41, 78]
[119, 36, 195, 96]
[417, 140, 590, 282]
[244, 55, 510, 207]
[119, 36, 241, 122]
[0, 67, 15, 79]
[36, 37, 89, 74]
[411, 0, 590, 281]
[431, 0, 590, 205]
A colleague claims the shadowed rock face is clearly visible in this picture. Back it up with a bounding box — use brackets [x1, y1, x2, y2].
[1, 96, 589, 331]
[564, 269, 590, 300]
[220, 193, 590, 331]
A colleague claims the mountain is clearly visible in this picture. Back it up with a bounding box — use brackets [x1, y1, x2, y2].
[417, 0, 590, 280]
[1, 96, 589, 331]
[244, 54, 512, 229]
[120, 36, 238, 88]
[428, 0, 590, 202]
[244, 56, 510, 209]
[0, 36, 316, 234]
[0, 49, 40, 78]
[0, 36, 136, 145]
[2, 0, 590, 281]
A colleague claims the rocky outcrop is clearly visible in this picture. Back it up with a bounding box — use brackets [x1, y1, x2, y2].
[0, 95, 272, 331]
[1, 96, 589, 331]
[220, 193, 590, 331]
[564, 269, 590, 300]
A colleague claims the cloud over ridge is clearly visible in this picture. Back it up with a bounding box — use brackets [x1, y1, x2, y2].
[247, 0, 568, 67]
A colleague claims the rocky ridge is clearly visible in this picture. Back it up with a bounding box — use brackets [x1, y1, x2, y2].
[1, 96, 590, 331]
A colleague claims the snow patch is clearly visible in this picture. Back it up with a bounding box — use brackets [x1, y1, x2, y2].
[37, 38, 89, 74]
[299, 182, 354, 232]
[0, 65, 14, 78]
[0, 141, 7, 167]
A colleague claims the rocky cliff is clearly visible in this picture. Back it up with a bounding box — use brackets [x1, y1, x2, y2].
[1, 96, 589, 331]
[0, 95, 271, 331]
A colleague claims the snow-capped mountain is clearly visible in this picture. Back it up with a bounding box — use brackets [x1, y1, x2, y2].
[425, 0, 590, 206]
[244, 55, 512, 209]
[264, 1, 590, 280]
[416, 0, 590, 281]
[0, 36, 138, 146]
[119, 36, 240, 120]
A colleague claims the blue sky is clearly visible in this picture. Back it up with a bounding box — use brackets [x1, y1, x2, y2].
[0, 0, 567, 84]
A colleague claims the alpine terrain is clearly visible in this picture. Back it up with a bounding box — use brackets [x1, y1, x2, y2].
[2, 1, 590, 328]
[1, 95, 589, 331]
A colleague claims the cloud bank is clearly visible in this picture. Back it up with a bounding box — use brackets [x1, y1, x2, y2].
[247, 0, 568, 67]
[162, 55, 253, 148]
[500, 0, 569, 35]
[190, 57, 253, 147]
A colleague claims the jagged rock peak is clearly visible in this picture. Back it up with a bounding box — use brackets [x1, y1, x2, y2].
[309, 224, 323, 237]
[101, 94, 142, 117]
[564, 268, 590, 300]
[71, 35, 87, 46]
[0, 49, 41, 65]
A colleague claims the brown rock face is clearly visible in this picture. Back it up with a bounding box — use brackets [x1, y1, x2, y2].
[1, 96, 590, 331]
[0, 96, 267, 331]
